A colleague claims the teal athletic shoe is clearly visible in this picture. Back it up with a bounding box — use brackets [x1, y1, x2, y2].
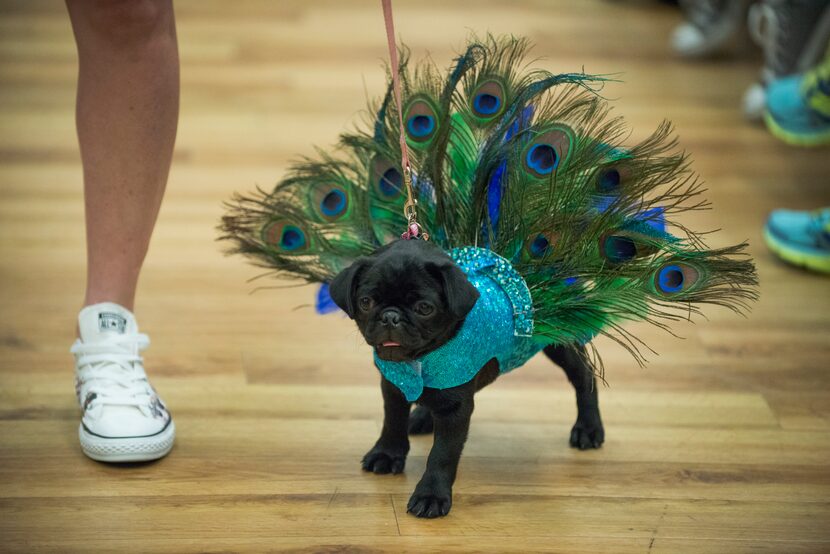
[764, 55, 830, 146]
[764, 208, 830, 273]
[743, 0, 830, 122]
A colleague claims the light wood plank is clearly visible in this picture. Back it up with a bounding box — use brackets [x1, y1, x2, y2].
[1, 0, 829, 551]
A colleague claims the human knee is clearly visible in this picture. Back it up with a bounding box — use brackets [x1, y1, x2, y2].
[70, 0, 174, 50]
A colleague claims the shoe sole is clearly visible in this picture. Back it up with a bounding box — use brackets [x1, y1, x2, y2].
[79, 420, 176, 463]
[763, 112, 830, 147]
[764, 227, 830, 274]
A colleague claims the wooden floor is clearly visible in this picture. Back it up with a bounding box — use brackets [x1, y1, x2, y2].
[2, 1, 830, 552]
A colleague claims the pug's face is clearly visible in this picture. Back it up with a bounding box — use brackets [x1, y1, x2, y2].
[329, 239, 480, 362]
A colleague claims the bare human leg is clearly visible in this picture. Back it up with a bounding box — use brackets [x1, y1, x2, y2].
[66, 0, 179, 311]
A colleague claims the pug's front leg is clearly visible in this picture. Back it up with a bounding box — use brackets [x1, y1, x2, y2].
[362, 375, 410, 474]
[407, 387, 474, 518]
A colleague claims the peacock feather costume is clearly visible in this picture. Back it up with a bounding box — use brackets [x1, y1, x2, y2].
[220, 36, 758, 397]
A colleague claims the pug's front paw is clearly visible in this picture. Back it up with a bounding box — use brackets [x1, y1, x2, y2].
[361, 444, 407, 474]
[569, 416, 605, 450]
[407, 485, 452, 518]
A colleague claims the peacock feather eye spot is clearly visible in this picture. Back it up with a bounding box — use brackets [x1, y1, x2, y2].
[263, 220, 308, 253]
[370, 157, 405, 204]
[310, 183, 350, 222]
[280, 225, 306, 251]
[473, 93, 501, 115]
[523, 230, 558, 260]
[320, 189, 346, 217]
[598, 169, 621, 192]
[380, 167, 402, 198]
[470, 79, 506, 119]
[526, 144, 559, 175]
[658, 265, 684, 293]
[603, 235, 637, 263]
[529, 234, 551, 257]
[403, 99, 439, 144]
[523, 127, 573, 178]
[407, 114, 435, 138]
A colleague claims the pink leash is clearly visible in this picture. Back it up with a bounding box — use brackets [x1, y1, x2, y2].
[380, 0, 428, 241]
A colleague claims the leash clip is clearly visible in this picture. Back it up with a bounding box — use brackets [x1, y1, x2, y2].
[399, 162, 429, 241]
[401, 219, 429, 241]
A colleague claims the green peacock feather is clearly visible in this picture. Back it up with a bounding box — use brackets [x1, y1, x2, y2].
[220, 34, 758, 367]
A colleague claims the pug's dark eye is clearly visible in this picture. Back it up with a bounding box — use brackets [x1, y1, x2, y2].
[358, 296, 374, 312]
[415, 301, 434, 316]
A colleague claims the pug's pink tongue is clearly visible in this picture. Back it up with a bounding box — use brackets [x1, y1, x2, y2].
[381, 341, 400, 347]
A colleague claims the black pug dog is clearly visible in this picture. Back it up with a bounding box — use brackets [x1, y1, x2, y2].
[329, 238, 604, 518]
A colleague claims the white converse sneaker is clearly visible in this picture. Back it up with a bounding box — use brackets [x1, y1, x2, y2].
[71, 302, 175, 462]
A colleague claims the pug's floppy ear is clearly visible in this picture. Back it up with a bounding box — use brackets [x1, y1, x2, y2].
[428, 261, 480, 319]
[329, 257, 371, 318]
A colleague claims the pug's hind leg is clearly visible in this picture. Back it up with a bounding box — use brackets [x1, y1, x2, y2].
[544, 344, 605, 450]
[362, 375, 411, 474]
[408, 405, 434, 435]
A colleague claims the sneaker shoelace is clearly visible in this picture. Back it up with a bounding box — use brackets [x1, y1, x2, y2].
[749, 0, 830, 81]
[800, 57, 830, 119]
[72, 333, 156, 416]
[749, 1, 785, 80]
[809, 209, 830, 246]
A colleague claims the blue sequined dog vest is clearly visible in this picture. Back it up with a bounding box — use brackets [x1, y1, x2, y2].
[374, 246, 546, 401]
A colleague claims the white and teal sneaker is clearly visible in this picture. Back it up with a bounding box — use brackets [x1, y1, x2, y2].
[71, 302, 175, 462]
[764, 55, 830, 146]
[764, 208, 830, 273]
[744, 0, 830, 122]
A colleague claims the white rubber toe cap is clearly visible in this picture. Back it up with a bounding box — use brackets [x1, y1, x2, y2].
[671, 23, 709, 57]
[80, 419, 175, 463]
[742, 82, 766, 122]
